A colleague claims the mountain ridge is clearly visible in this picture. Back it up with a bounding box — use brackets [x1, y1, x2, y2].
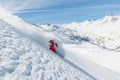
[49, 14, 120, 51]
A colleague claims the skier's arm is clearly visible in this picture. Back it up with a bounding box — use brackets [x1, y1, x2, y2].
[55, 43, 58, 47]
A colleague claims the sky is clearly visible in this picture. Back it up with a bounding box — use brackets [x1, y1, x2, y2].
[1, 0, 120, 24]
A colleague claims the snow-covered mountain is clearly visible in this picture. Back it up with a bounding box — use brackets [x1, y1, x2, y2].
[37, 15, 120, 51]
[0, 8, 94, 80]
[1, 7, 120, 80]
[60, 15, 120, 51]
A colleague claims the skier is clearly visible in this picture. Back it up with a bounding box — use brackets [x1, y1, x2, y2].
[49, 40, 58, 53]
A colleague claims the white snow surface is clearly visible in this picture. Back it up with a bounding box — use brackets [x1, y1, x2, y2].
[63, 43, 120, 80]
[1, 7, 120, 80]
[0, 8, 93, 80]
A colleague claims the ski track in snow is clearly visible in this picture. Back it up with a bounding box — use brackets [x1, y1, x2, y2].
[0, 19, 93, 80]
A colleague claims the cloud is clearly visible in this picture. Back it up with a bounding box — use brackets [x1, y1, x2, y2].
[0, 0, 120, 15]
[86, 4, 120, 9]
[14, 3, 120, 14]
[0, 0, 88, 13]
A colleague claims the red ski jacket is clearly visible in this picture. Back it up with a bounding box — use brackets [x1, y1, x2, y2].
[49, 40, 58, 53]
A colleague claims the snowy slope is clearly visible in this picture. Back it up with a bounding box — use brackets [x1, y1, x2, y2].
[1, 7, 120, 80]
[37, 20, 120, 80]
[0, 9, 93, 80]
[63, 43, 120, 80]
[38, 22, 120, 75]
[61, 15, 120, 51]
[0, 7, 65, 57]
